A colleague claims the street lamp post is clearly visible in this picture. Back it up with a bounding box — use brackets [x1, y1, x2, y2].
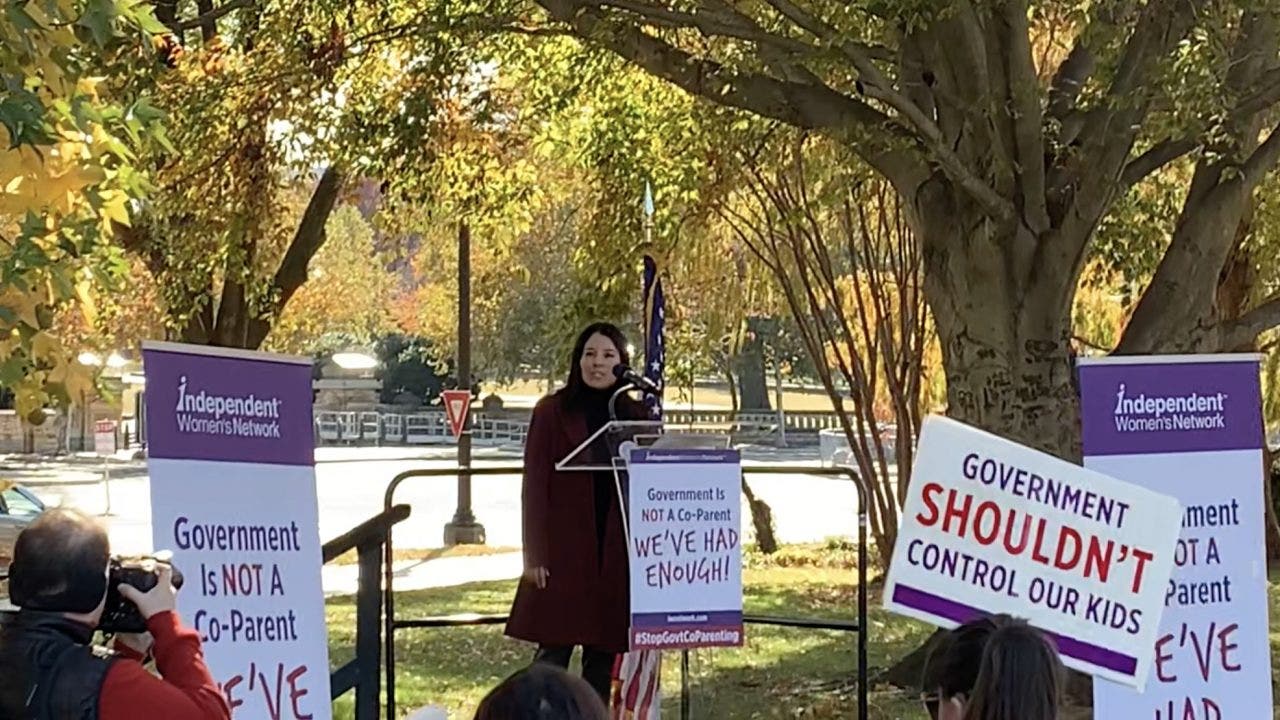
[445, 221, 485, 545]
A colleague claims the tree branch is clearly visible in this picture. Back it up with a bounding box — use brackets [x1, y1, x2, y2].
[1120, 137, 1199, 187]
[729, 0, 1016, 221]
[535, 0, 931, 190]
[1242, 118, 1280, 189]
[1231, 66, 1280, 119]
[1046, 1, 1138, 121]
[1047, 43, 1095, 121]
[598, 0, 817, 55]
[1223, 294, 1280, 349]
[194, 0, 216, 41]
[999, 0, 1049, 233]
[1052, 0, 1207, 300]
[174, 0, 252, 32]
[244, 166, 345, 349]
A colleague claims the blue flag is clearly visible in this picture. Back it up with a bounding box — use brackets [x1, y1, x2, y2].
[642, 256, 665, 420]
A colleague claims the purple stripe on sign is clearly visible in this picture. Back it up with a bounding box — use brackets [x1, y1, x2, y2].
[630, 448, 741, 464]
[143, 349, 315, 466]
[631, 611, 743, 627]
[891, 585, 1138, 677]
[1077, 360, 1263, 456]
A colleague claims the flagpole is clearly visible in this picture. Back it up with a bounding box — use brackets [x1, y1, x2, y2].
[643, 182, 654, 346]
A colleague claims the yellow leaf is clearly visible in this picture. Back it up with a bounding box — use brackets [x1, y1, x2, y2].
[0, 287, 41, 328]
[31, 331, 62, 361]
[48, 355, 94, 400]
[101, 190, 131, 227]
[14, 383, 47, 421]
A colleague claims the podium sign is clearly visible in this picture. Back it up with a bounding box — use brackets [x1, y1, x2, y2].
[626, 448, 744, 650]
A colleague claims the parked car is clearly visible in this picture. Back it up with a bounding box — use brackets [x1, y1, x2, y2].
[0, 483, 46, 578]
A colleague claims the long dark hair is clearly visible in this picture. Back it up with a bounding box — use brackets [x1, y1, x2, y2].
[559, 322, 632, 408]
[922, 615, 1003, 710]
[473, 663, 608, 720]
[962, 619, 1063, 720]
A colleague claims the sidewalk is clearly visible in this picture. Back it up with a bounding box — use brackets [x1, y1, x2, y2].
[321, 552, 522, 596]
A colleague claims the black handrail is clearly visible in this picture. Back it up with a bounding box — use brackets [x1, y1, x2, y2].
[382, 464, 873, 719]
[323, 504, 411, 562]
[324, 504, 412, 720]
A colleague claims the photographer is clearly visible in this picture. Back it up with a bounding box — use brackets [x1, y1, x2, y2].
[0, 508, 230, 719]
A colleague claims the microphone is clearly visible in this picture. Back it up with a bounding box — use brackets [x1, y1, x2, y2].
[612, 364, 661, 394]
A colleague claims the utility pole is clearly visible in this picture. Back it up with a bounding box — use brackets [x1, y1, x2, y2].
[445, 221, 485, 545]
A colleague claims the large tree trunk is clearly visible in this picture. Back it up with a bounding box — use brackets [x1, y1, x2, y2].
[881, 195, 1084, 689]
[735, 320, 772, 411]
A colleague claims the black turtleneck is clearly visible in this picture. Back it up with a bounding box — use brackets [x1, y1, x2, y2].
[571, 385, 621, 567]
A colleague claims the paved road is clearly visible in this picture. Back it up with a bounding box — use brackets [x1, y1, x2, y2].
[5, 445, 881, 561]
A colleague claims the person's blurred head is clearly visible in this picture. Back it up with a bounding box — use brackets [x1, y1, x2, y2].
[565, 322, 631, 396]
[921, 616, 1003, 720]
[962, 618, 1064, 720]
[6, 508, 111, 626]
[474, 663, 608, 720]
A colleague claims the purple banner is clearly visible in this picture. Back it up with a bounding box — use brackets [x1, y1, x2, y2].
[629, 448, 740, 464]
[891, 584, 1138, 676]
[631, 610, 744, 650]
[631, 610, 743, 628]
[1077, 360, 1263, 456]
[143, 346, 315, 466]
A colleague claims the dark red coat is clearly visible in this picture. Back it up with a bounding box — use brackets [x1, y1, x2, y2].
[506, 392, 642, 652]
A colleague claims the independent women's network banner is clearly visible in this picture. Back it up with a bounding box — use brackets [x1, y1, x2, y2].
[143, 341, 331, 720]
[1080, 355, 1273, 719]
[883, 416, 1182, 688]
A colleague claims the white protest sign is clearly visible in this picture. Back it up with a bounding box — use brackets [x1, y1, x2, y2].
[883, 416, 1182, 688]
[626, 448, 743, 650]
[1080, 356, 1274, 719]
[143, 342, 331, 719]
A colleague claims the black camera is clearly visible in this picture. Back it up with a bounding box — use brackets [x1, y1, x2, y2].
[98, 555, 184, 634]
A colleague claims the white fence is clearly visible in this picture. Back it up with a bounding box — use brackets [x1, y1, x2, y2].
[314, 411, 529, 446]
[316, 408, 842, 448]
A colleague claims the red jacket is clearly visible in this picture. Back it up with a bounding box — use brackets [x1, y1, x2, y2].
[505, 392, 645, 652]
[99, 611, 230, 720]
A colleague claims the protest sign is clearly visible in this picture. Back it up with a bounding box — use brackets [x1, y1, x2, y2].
[1080, 355, 1273, 719]
[626, 448, 743, 650]
[143, 341, 331, 720]
[883, 416, 1182, 688]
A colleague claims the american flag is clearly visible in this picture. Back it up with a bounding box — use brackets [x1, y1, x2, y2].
[611, 253, 664, 719]
[641, 255, 664, 419]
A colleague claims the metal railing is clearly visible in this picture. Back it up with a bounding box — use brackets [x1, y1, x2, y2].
[323, 504, 411, 720]
[381, 464, 872, 719]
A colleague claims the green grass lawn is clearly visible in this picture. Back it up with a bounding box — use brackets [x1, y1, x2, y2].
[326, 546, 1280, 719]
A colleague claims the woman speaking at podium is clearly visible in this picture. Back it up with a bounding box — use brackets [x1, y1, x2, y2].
[505, 322, 647, 705]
